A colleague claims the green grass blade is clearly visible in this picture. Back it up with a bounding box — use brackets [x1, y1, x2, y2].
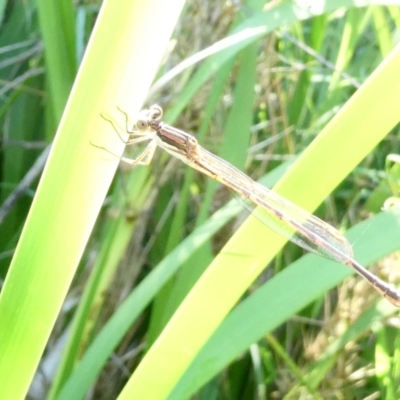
[168, 209, 400, 399]
[119, 41, 400, 399]
[0, 1, 185, 398]
[36, 0, 77, 120]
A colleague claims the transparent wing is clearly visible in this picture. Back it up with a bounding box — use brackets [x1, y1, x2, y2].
[193, 146, 354, 264]
[242, 182, 354, 263]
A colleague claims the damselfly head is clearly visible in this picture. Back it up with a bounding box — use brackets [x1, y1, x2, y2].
[136, 105, 163, 131]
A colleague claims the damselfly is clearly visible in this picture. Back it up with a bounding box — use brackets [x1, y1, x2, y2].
[100, 105, 400, 307]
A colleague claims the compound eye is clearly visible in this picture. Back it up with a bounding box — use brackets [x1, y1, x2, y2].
[136, 119, 148, 130]
[150, 105, 163, 121]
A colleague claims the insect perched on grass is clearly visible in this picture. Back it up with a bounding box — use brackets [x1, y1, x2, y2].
[98, 104, 400, 307]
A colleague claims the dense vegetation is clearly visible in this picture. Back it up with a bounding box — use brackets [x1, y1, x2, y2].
[0, 1, 400, 399]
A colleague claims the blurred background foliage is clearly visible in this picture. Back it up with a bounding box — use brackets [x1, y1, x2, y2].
[1, 1, 400, 399]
